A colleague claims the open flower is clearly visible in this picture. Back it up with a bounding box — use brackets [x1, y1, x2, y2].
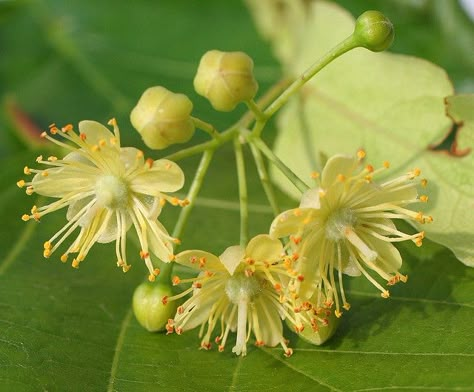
[270, 152, 432, 317]
[165, 234, 302, 357]
[17, 120, 186, 279]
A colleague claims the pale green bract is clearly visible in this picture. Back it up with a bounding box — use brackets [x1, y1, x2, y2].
[246, 0, 474, 266]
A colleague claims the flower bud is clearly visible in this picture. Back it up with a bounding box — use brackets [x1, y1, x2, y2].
[130, 86, 195, 150]
[353, 10, 394, 52]
[193, 50, 258, 112]
[132, 282, 177, 332]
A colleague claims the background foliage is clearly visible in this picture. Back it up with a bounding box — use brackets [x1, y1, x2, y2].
[0, 0, 473, 391]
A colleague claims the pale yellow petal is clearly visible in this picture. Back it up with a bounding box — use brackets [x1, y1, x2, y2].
[78, 120, 114, 145]
[270, 208, 319, 238]
[253, 295, 283, 347]
[245, 234, 283, 263]
[362, 233, 402, 273]
[321, 154, 357, 189]
[299, 187, 321, 209]
[220, 245, 245, 275]
[130, 159, 184, 194]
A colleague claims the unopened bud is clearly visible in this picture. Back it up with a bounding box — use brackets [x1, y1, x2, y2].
[353, 10, 394, 52]
[132, 282, 177, 332]
[130, 86, 195, 150]
[193, 50, 258, 112]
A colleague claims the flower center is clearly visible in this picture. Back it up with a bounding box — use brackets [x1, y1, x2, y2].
[325, 208, 357, 241]
[95, 175, 129, 209]
[225, 273, 260, 304]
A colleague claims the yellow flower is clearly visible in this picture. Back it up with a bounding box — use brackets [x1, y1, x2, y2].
[165, 234, 299, 357]
[270, 152, 431, 317]
[17, 120, 185, 279]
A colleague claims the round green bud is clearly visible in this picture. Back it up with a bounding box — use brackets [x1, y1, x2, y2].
[353, 10, 394, 52]
[132, 282, 177, 332]
[130, 86, 195, 150]
[193, 50, 259, 112]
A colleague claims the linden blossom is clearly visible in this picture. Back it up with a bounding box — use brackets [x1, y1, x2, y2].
[270, 151, 432, 318]
[163, 234, 329, 357]
[17, 119, 187, 279]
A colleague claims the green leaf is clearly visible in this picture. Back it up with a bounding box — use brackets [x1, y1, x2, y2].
[1, 1, 474, 391]
[247, 0, 474, 265]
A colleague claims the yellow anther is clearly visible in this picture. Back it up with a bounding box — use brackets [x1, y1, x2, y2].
[310, 171, 320, 179]
[43, 241, 52, 250]
[343, 302, 351, 311]
[337, 174, 346, 182]
[159, 198, 166, 207]
[60, 254, 68, 263]
[47, 156, 58, 162]
[170, 197, 179, 206]
[335, 310, 343, 318]
[108, 118, 117, 127]
[366, 164, 374, 173]
[23, 166, 31, 175]
[293, 209, 302, 217]
[26, 186, 34, 195]
[153, 268, 160, 276]
[148, 274, 156, 282]
[62, 124, 73, 132]
[169, 254, 176, 262]
[91, 145, 100, 152]
[139, 250, 150, 259]
[16, 180, 25, 188]
[40, 132, 47, 138]
[145, 158, 154, 168]
[21, 214, 30, 221]
[172, 276, 181, 285]
[383, 161, 390, 168]
[318, 190, 326, 198]
[71, 259, 80, 269]
[136, 150, 144, 159]
[43, 249, 51, 258]
[122, 265, 131, 273]
[413, 168, 421, 177]
[381, 290, 390, 298]
[41, 171, 49, 177]
[31, 205, 38, 214]
[415, 212, 424, 223]
[109, 137, 117, 145]
[173, 238, 181, 245]
[419, 195, 428, 203]
[50, 126, 58, 134]
[179, 199, 190, 207]
[421, 179, 428, 187]
[99, 139, 107, 147]
[36, 155, 43, 162]
[357, 149, 366, 160]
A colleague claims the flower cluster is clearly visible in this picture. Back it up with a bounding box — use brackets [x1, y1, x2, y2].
[16, 19, 434, 357]
[17, 120, 186, 280]
[163, 151, 431, 356]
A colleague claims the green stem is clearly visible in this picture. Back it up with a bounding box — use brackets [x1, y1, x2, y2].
[172, 149, 215, 241]
[233, 137, 249, 247]
[263, 35, 358, 120]
[164, 128, 237, 161]
[249, 143, 281, 216]
[191, 116, 220, 139]
[250, 137, 309, 194]
[159, 149, 215, 283]
[244, 99, 267, 122]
